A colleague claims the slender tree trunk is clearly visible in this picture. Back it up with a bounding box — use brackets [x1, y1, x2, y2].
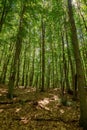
[76, 1, 87, 32]
[0, 43, 14, 84]
[29, 45, 35, 87]
[0, 58, 10, 84]
[61, 32, 70, 92]
[22, 49, 26, 86]
[51, 42, 55, 88]
[0, 0, 13, 32]
[15, 59, 20, 87]
[41, 17, 45, 92]
[0, 0, 7, 32]
[46, 58, 51, 89]
[25, 58, 30, 88]
[38, 31, 42, 89]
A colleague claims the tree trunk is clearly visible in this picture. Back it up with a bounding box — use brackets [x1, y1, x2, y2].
[22, 48, 26, 86]
[76, 1, 87, 32]
[68, 0, 87, 128]
[0, 0, 7, 32]
[41, 17, 45, 92]
[65, 29, 76, 98]
[8, 4, 26, 99]
[15, 59, 20, 87]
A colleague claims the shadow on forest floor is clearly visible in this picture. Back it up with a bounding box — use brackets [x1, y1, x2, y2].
[0, 85, 83, 130]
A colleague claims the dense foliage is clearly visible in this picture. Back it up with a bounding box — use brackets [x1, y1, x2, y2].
[0, 0, 87, 129]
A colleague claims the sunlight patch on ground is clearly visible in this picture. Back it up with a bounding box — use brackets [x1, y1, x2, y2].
[0, 94, 2, 96]
[38, 98, 51, 111]
[20, 116, 29, 124]
[0, 109, 4, 113]
[60, 109, 65, 114]
[38, 98, 50, 106]
[38, 95, 60, 106]
[18, 86, 25, 89]
[53, 88, 59, 91]
[15, 107, 21, 113]
[37, 95, 61, 111]
[26, 88, 36, 93]
[18, 86, 36, 93]
[0, 88, 7, 93]
[51, 95, 59, 101]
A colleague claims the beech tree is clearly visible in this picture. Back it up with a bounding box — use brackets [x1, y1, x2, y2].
[8, 1, 26, 98]
[68, 0, 87, 128]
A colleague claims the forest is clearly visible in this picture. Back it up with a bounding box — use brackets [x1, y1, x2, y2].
[0, 0, 87, 130]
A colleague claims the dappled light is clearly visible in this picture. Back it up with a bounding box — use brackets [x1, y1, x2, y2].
[0, 0, 87, 129]
[15, 108, 21, 113]
[38, 98, 50, 105]
[59, 109, 65, 114]
[0, 109, 4, 113]
[0, 94, 2, 96]
[0, 88, 7, 94]
[20, 116, 29, 124]
[50, 95, 59, 101]
[0, 87, 82, 130]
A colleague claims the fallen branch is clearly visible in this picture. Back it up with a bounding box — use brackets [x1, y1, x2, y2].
[32, 117, 77, 123]
[0, 99, 34, 105]
[33, 117, 61, 122]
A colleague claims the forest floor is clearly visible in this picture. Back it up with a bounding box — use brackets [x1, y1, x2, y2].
[0, 85, 83, 130]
